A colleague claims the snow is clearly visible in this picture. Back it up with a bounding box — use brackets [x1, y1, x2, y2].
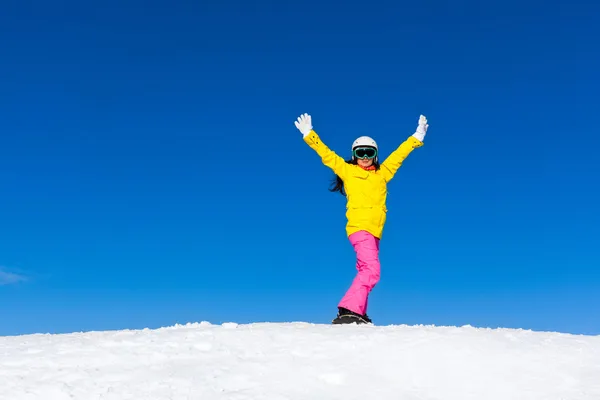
[1, 322, 599, 399]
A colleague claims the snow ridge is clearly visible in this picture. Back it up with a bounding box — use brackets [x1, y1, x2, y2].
[1, 322, 599, 400]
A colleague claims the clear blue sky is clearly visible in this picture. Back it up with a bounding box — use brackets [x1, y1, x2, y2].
[1, 0, 599, 336]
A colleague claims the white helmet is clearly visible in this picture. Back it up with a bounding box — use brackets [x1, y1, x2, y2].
[352, 136, 378, 162]
[352, 136, 378, 151]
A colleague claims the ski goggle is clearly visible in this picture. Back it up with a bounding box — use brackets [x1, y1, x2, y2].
[353, 147, 377, 159]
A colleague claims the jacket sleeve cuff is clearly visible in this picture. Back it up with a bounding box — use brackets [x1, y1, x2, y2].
[408, 135, 424, 147]
[303, 130, 320, 145]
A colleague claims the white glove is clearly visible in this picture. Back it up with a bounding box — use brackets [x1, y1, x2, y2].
[294, 113, 313, 137]
[412, 114, 428, 142]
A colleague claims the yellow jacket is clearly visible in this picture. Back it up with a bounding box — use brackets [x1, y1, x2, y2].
[304, 130, 423, 239]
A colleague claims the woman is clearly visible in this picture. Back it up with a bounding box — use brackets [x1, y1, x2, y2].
[294, 113, 428, 324]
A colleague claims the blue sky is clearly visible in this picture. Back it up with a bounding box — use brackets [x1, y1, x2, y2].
[1, 0, 599, 336]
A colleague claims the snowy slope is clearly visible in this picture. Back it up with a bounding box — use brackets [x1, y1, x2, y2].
[1, 322, 599, 400]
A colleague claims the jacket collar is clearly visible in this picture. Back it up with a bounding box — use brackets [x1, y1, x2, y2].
[358, 164, 377, 171]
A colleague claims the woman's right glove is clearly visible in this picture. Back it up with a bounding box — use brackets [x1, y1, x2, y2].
[412, 114, 428, 142]
[294, 113, 313, 138]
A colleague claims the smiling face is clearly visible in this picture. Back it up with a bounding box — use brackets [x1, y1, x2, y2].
[357, 157, 373, 168]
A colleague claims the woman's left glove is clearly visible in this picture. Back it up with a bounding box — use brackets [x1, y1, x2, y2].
[412, 115, 428, 142]
[294, 113, 313, 138]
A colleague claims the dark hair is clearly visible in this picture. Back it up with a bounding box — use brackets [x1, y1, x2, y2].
[329, 158, 380, 196]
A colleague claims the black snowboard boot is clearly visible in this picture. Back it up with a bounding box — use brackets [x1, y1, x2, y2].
[332, 307, 372, 325]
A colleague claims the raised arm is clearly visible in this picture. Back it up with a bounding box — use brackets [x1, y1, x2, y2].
[295, 113, 349, 180]
[380, 115, 429, 182]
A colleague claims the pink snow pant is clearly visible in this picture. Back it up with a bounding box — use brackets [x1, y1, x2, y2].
[338, 230, 381, 315]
